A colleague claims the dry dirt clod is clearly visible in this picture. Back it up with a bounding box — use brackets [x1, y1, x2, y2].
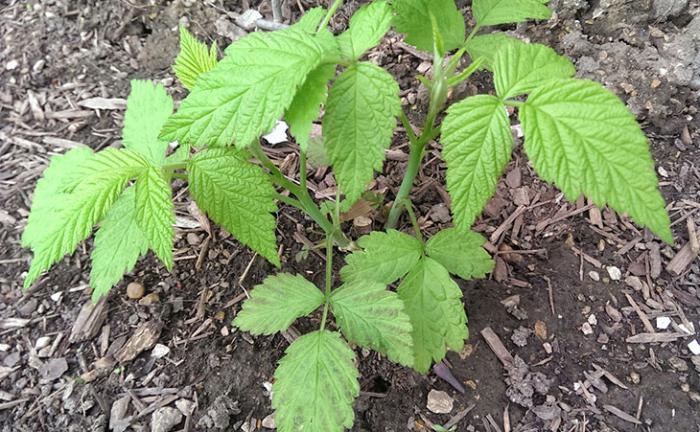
[151, 407, 183, 432]
[427, 389, 454, 414]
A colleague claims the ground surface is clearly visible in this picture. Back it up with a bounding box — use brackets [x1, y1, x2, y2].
[1, 0, 699, 431]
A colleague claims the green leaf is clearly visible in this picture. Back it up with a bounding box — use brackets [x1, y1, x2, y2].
[331, 280, 414, 367]
[22, 146, 94, 248]
[465, 33, 520, 71]
[233, 273, 324, 335]
[337, 0, 393, 60]
[90, 187, 149, 301]
[122, 80, 174, 166]
[397, 257, 468, 374]
[285, 64, 336, 152]
[135, 166, 175, 269]
[520, 79, 672, 243]
[441, 95, 513, 229]
[24, 149, 147, 288]
[295, 7, 327, 33]
[160, 27, 335, 148]
[494, 42, 575, 100]
[392, 0, 466, 52]
[340, 229, 423, 284]
[165, 143, 191, 164]
[472, 0, 552, 26]
[273, 330, 359, 432]
[324, 62, 400, 203]
[187, 148, 280, 266]
[426, 228, 494, 280]
[174, 26, 218, 91]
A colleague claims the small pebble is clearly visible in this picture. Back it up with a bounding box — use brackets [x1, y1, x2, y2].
[127, 282, 145, 299]
[139, 293, 160, 306]
[5, 59, 19, 70]
[186, 232, 202, 246]
[606, 266, 622, 281]
[588, 314, 598, 326]
[629, 371, 641, 384]
[588, 271, 600, 281]
[151, 344, 170, 359]
[669, 356, 688, 372]
[261, 414, 276, 429]
[597, 333, 609, 344]
[581, 323, 594, 335]
[427, 389, 453, 414]
[656, 316, 671, 330]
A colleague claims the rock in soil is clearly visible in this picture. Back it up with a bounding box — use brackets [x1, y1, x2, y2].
[427, 389, 454, 414]
[151, 407, 183, 432]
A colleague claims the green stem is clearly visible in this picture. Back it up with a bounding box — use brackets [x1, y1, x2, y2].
[447, 58, 484, 87]
[504, 99, 525, 107]
[316, 0, 344, 33]
[171, 173, 188, 180]
[163, 161, 187, 171]
[276, 193, 304, 210]
[404, 200, 423, 243]
[446, 24, 482, 76]
[319, 234, 334, 331]
[399, 108, 419, 145]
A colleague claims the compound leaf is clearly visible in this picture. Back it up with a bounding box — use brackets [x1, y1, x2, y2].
[472, 0, 552, 26]
[286, 64, 336, 152]
[135, 166, 175, 269]
[426, 228, 494, 280]
[442, 95, 513, 229]
[338, 0, 393, 60]
[340, 229, 423, 284]
[397, 257, 468, 374]
[273, 330, 359, 432]
[188, 148, 280, 266]
[520, 79, 672, 243]
[331, 281, 414, 367]
[24, 149, 147, 288]
[465, 33, 520, 70]
[233, 273, 324, 335]
[122, 80, 174, 166]
[324, 62, 399, 203]
[392, 0, 465, 52]
[160, 27, 334, 148]
[90, 187, 149, 301]
[494, 42, 575, 100]
[174, 25, 218, 91]
[22, 146, 94, 249]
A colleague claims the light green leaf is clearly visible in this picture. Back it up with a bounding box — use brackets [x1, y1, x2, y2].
[331, 280, 414, 367]
[286, 64, 335, 152]
[165, 143, 191, 164]
[441, 95, 513, 229]
[340, 229, 423, 284]
[122, 80, 174, 166]
[465, 33, 520, 71]
[472, 0, 552, 26]
[233, 273, 324, 335]
[426, 228, 494, 280]
[295, 7, 326, 33]
[324, 62, 400, 203]
[520, 79, 672, 243]
[338, 0, 393, 60]
[273, 330, 359, 432]
[494, 42, 575, 99]
[187, 148, 280, 266]
[397, 257, 468, 374]
[22, 146, 94, 248]
[90, 187, 149, 301]
[160, 26, 335, 148]
[174, 26, 218, 91]
[392, 0, 466, 52]
[135, 166, 175, 269]
[24, 149, 147, 288]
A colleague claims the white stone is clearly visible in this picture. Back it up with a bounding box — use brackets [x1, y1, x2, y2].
[151, 407, 183, 432]
[606, 266, 622, 281]
[175, 399, 195, 417]
[151, 344, 170, 359]
[262, 121, 288, 146]
[35, 336, 51, 350]
[588, 271, 600, 281]
[427, 389, 453, 414]
[689, 340, 700, 356]
[262, 413, 276, 429]
[5, 60, 18, 71]
[236, 9, 263, 30]
[587, 314, 598, 326]
[656, 316, 672, 330]
[581, 323, 594, 335]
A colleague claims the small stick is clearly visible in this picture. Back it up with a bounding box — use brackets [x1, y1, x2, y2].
[625, 293, 655, 334]
[481, 327, 514, 367]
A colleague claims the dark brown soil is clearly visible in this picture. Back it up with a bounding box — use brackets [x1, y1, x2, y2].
[1, 1, 699, 431]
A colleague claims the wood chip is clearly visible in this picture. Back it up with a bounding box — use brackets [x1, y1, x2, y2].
[626, 332, 687, 343]
[603, 405, 641, 425]
[115, 320, 163, 363]
[481, 327, 514, 367]
[625, 293, 655, 334]
[667, 232, 700, 276]
[78, 97, 127, 110]
[69, 298, 108, 343]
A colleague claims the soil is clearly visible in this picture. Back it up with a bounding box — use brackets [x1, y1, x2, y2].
[1, 1, 699, 431]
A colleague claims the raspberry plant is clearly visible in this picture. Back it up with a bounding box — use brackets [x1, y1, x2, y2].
[22, 0, 673, 430]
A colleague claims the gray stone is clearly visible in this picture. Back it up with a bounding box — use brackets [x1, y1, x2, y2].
[151, 407, 183, 432]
